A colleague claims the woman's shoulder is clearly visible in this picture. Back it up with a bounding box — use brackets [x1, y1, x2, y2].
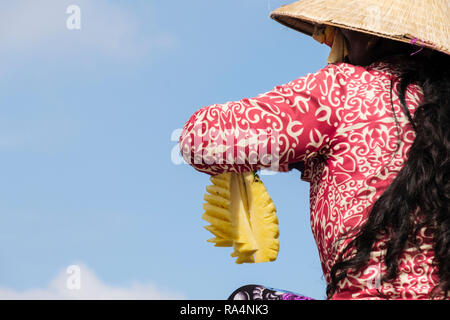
[367, 56, 405, 77]
[324, 55, 408, 79]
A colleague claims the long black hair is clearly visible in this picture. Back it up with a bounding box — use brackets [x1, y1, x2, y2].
[326, 48, 450, 299]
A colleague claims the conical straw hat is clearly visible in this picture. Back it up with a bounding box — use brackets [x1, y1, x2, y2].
[270, 0, 450, 55]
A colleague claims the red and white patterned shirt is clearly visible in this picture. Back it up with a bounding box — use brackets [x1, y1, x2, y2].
[179, 58, 443, 299]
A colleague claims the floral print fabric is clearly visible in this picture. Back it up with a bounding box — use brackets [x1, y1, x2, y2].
[179, 57, 443, 299]
[228, 285, 314, 300]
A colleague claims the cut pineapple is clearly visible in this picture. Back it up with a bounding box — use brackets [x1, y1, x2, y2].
[243, 173, 279, 263]
[202, 171, 279, 263]
[229, 173, 258, 256]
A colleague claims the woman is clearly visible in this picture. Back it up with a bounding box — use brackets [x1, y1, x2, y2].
[179, 0, 449, 299]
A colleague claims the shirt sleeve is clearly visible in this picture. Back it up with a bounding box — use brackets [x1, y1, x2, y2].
[179, 63, 347, 175]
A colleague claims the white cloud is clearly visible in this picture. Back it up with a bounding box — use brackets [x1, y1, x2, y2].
[0, 0, 175, 59]
[0, 263, 185, 300]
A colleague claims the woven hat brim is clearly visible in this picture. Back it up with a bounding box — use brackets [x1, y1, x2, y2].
[270, 0, 450, 56]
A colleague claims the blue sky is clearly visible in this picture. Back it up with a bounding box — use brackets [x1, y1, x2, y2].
[0, 0, 331, 299]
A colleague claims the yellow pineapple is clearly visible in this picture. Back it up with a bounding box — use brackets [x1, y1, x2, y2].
[243, 173, 279, 262]
[202, 171, 279, 263]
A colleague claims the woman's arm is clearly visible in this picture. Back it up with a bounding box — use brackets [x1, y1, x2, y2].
[179, 63, 346, 175]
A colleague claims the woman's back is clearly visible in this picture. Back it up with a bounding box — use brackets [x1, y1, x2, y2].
[182, 0, 449, 300]
[180, 55, 442, 299]
[309, 58, 439, 299]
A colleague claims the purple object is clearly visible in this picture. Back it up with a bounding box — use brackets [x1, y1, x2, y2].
[228, 285, 315, 300]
